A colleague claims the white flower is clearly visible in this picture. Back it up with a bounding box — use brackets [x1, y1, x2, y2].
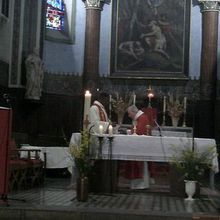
[167, 94, 184, 118]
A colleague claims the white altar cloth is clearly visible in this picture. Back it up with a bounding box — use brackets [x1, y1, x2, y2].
[20, 145, 72, 169]
[70, 133, 218, 173]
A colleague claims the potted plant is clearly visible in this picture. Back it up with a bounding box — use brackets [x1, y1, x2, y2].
[69, 129, 93, 202]
[170, 142, 215, 200]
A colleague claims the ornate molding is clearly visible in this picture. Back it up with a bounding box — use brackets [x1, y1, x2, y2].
[198, 0, 220, 12]
[82, 0, 110, 10]
[43, 72, 82, 96]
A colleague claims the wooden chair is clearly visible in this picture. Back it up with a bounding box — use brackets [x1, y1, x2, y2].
[9, 140, 44, 191]
[9, 140, 30, 191]
[25, 149, 44, 187]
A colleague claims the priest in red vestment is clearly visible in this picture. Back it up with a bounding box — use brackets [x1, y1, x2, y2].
[121, 105, 151, 189]
[127, 105, 151, 135]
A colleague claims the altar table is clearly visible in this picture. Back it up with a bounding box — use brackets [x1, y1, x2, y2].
[70, 133, 218, 172]
[20, 145, 72, 169]
[70, 133, 218, 189]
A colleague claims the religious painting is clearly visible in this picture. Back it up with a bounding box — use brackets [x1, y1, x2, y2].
[110, 0, 191, 79]
[45, 0, 76, 44]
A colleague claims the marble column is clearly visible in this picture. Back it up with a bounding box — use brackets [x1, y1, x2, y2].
[198, 0, 220, 137]
[82, 0, 109, 92]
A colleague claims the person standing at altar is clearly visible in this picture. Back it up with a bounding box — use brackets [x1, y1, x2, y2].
[121, 105, 151, 189]
[88, 92, 110, 134]
[127, 105, 151, 135]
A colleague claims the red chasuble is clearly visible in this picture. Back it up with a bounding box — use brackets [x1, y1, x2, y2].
[141, 107, 157, 128]
[136, 113, 150, 135]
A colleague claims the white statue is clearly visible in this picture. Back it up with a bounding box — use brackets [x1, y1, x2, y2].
[25, 48, 44, 100]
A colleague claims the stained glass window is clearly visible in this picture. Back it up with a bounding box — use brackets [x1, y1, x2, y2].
[46, 0, 65, 31]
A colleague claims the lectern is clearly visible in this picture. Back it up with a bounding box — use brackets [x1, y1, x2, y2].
[0, 107, 12, 203]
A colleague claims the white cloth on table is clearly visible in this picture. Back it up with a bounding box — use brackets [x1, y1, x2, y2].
[20, 145, 72, 169]
[70, 134, 218, 173]
[69, 133, 219, 189]
[87, 134, 218, 173]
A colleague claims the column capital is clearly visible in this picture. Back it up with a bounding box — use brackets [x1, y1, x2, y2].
[198, 0, 220, 12]
[82, 0, 110, 10]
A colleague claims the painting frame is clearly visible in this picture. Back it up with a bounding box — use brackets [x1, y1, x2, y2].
[110, 0, 191, 79]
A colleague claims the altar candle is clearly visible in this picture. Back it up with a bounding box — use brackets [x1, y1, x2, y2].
[109, 94, 112, 111]
[108, 124, 113, 136]
[163, 96, 166, 113]
[99, 124, 104, 136]
[133, 93, 136, 105]
[83, 90, 92, 123]
[184, 97, 187, 112]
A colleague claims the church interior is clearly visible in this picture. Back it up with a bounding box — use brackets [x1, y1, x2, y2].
[1, 0, 220, 219]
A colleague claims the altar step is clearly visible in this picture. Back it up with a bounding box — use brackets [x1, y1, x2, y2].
[0, 178, 219, 220]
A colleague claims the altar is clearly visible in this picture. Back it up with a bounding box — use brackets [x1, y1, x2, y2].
[71, 133, 218, 169]
[70, 133, 218, 192]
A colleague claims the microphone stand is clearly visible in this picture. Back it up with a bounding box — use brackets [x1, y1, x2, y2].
[154, 120, 162, 137]
[107, 135, 114, 193]
[192, 99, 195, 152]
[97, 135, 104, 159]
[154, 120, 167, 172]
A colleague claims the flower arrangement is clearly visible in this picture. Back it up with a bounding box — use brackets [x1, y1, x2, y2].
[170, 142, 215, 181]
[111, 92, 133, 124]
[167, 93, 184, 118]
[69, 130, 93, 177]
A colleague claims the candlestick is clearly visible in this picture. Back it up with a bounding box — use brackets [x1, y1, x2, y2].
[132, 120, 137, 135]
[133, 93, 136, 106]
[146, 124, 151, 136]
[108, 124, 113, 136]
[99, 124, 104, 136]
[148, 92, 154, 106]
[133, 126, 137, 135]
[97, 136, 104, 159]
[183, 97, 187, 113]
[163, 96, 166, 113]
[83, 90, 91, 128]
[109, 95, 112, 111]
[107, 135, 114, 193]
[182, 113, 186, 127]
[109, 94, 112, 121]
[182, 97, 187, 127]
[162, 96, 166, 126]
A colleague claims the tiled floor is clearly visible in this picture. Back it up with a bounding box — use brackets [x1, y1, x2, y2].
[4, 177, 220, 214]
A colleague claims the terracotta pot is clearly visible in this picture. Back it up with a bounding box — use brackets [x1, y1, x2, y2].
[76, 176, 88, 202]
